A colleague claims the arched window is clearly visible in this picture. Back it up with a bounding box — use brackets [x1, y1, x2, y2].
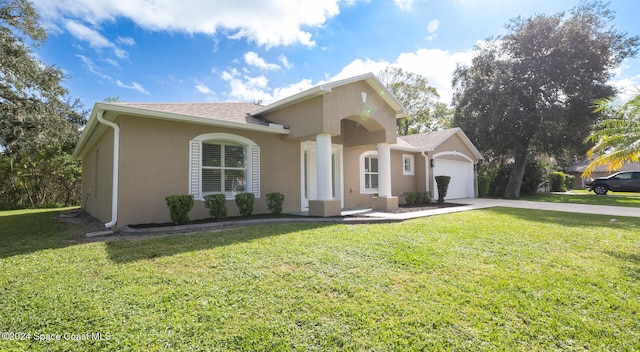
[360, 150, 378, 194]
[189, 133, 260, 199]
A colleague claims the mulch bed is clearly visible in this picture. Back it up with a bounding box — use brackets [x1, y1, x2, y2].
[129, 202, 464, 229]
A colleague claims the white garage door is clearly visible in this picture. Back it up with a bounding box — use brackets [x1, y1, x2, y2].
[433, 159, 474, 200]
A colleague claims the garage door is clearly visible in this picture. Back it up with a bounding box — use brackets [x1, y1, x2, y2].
[433, 159, 474, 200]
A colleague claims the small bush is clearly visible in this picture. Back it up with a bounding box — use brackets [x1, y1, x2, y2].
[477, 175, 490, 198]
[404, 191, 430, 206]
[266, 192, 285, 215]
[165, 194, 194, 225]
[435, 175, 451, 204]
[550, 172, 567, 192]
[565, 174, 575, 190]
[235, 192, 254, 216]
[204, 194, 227, 219]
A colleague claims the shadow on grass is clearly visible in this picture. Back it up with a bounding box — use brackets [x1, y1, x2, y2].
[521, 193, 640, 208]
[487, 207, 640, 231]
[606, 251, 640, 281]
[105, 222, 334, 263]
[0, 208, 81, 259]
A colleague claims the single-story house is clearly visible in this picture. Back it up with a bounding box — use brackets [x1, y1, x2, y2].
[73, 73, 483, 230]
[568, 159, 640, 189]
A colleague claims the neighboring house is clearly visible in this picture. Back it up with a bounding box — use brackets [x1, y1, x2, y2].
[569, 159, 640, 189]
[73, 73, 483, 230]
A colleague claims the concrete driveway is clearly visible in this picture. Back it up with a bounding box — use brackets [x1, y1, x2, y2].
[449, 198, 640, 218]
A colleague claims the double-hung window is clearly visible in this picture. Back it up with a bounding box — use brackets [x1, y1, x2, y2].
[360, 151, 379, 194]
[189, 133, 260, 200]
[202, 142, 246, 196]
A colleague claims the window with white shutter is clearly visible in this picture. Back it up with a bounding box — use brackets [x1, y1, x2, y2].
[360, 151, 378, 194]
[189, 133, 260, 200]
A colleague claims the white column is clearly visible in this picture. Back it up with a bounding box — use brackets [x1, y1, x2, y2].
[316, 133, 333, 201]
[377, 142, 392, 198]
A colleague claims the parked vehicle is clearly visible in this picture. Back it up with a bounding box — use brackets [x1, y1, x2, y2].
[585, 171, 640, 195]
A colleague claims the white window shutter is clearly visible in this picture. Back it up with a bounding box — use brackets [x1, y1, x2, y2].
[359, 154, 365, 194]
[251, 145, 260, 198]
[189, 140, 201, 198]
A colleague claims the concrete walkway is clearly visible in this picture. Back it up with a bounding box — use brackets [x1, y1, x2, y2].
[448, 198, 640, 218]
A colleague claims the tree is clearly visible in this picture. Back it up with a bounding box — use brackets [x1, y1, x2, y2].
[583, 92, 640, 177]
[452, 1, 639, 198]
[0, 0, 86, 208]
[378, 66, 446, 135]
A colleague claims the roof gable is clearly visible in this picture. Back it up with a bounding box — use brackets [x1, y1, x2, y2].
[251, 73, 408, 118]
[397, 127, 483, 160]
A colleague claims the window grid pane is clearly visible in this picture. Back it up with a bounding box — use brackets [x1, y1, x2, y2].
[202, 141, 247, 196]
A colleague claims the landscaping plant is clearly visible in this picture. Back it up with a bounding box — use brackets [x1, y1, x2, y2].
[204, 194, 227, 219]
[550, 172, 567, 192]
[235, 192, 254, 216]
[266, 192, 285, 215]
[435, 175, 451, 203]
[165, 194, 194, 225]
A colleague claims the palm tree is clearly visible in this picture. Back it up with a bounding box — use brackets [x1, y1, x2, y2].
[583, 91, 640, 177]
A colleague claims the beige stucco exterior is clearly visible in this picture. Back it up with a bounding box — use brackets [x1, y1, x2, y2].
[74, 74, 482, 230]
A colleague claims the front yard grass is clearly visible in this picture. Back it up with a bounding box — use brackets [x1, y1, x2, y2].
[522, 191, 640, 207]
[1, 207, 639, 351]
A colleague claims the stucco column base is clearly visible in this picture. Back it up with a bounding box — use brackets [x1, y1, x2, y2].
[372, 196, 399, 212]
[309, 200, 341, 217]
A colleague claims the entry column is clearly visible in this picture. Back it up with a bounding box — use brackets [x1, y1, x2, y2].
[373, 142, 398, 211]
[309, 133, 341, 217]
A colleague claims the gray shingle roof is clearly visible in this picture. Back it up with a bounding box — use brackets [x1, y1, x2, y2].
[397, 128, 459, 150]
[111, 102, 268, 126]
[568, 158, 640, 173]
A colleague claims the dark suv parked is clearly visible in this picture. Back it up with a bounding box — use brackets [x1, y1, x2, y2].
[585, 171, 640, 195]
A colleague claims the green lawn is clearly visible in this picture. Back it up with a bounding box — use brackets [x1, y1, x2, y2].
[522, 191, 640, 207]
[1, 208, 639, 351]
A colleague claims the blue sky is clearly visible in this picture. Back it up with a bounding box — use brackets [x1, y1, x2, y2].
[32, 0, 640, 109]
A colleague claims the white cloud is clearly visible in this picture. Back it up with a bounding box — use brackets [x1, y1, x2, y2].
[427, 19, 439, 33]
[279, 55, 293, 70]
[35, 0, 342, 48]
[331, 48, 474, 104]
[116, 80, 150, 95]
[220, 69, 313, 103]
[195, 83, 214, 95]
[64, 20, 128, 58]
[393, 0, 414, 10]
[117, 36, 136, 46]
[244, 52, 281, 71]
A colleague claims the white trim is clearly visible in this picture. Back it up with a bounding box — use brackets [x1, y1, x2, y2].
[402, 154, 415, 176]
[360, 150, 379, 194]
[433, 151, 474, 163]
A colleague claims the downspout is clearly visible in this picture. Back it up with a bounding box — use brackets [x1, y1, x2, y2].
[420, 149, 430, 199]
[96, 110, 119, 229]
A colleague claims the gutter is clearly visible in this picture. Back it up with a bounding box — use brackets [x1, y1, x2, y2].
[96, 110, 119, 229]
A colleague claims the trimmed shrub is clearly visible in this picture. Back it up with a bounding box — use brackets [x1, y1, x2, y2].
[266, 192, 285, 215]
[204, 194, 227, 219]
[404, 191, 430, 206]
[235, 192, 255, 216]
[550, 172, 567, 192]
[165, 194, 194, 225]
[565, 174, 575, 190]
[435, 175, 451, 204]
[477, 175, 490, 198]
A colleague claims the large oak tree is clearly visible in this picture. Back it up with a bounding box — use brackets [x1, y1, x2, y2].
[0, 0, 85, 208]
[452, 1, 639, 198]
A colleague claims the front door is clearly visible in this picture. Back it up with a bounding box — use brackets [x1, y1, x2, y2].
[301, 142, 343, 210]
